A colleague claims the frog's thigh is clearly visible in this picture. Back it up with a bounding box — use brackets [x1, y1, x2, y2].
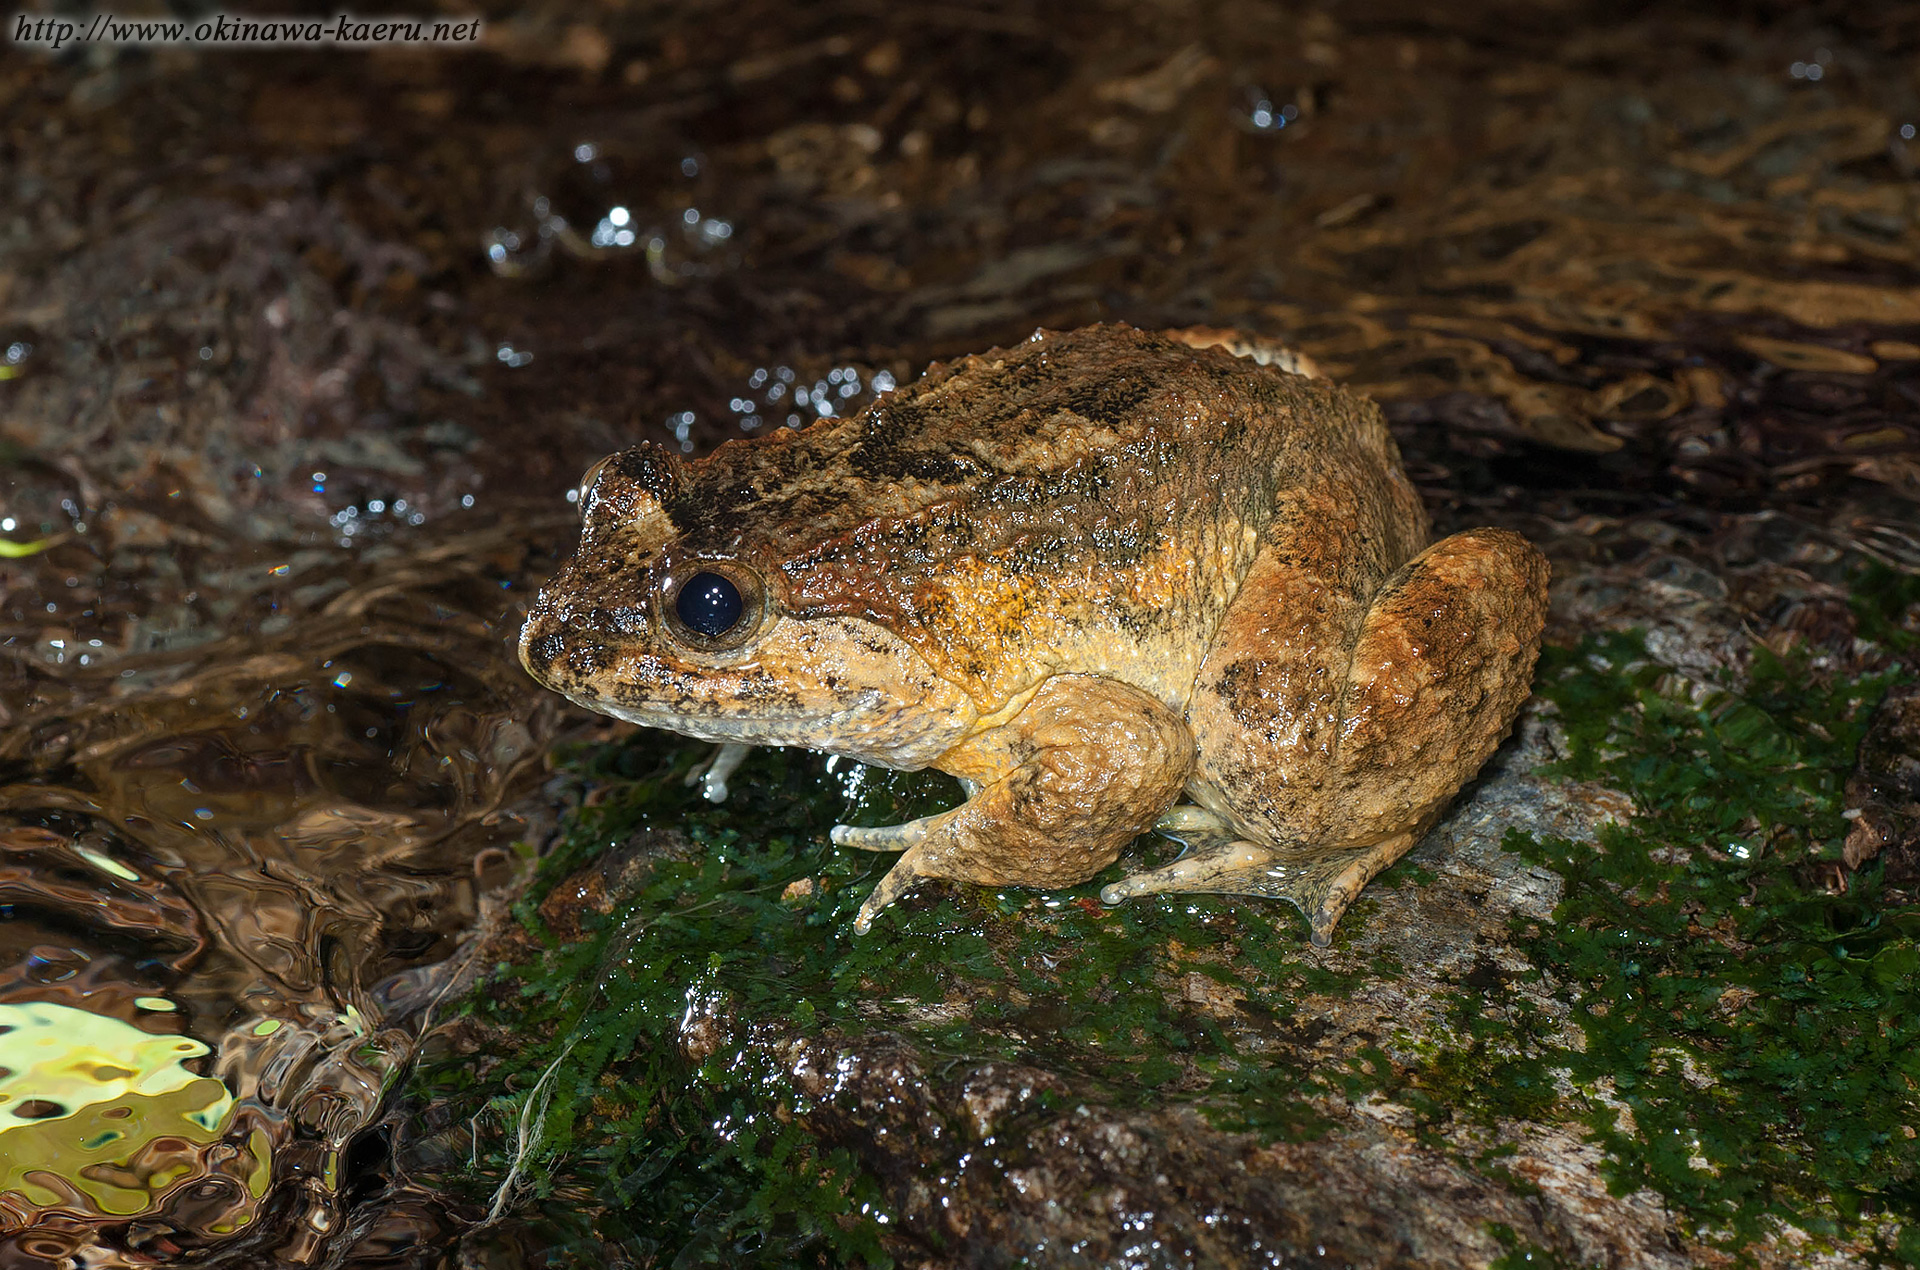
[1116, 527, 1549, 945]
[1323, 527, 1549, 845]
[836, 675, 1193, 934]
[1182, 532, 1377, 842]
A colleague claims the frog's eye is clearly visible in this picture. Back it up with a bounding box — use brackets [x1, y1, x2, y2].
[661, 562, 764, 650]
[676, 572, 742, 636]
[573, 456, 612, 516]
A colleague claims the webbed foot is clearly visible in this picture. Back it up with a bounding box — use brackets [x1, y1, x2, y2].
[1100, 829, 1417, 947]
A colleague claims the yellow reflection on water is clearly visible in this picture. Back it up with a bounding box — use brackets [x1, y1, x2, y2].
[0, 1001, 268, 1220]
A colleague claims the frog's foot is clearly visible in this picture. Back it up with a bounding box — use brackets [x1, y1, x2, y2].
[832, 817, 942, 933]
[837, 803, 1009, 933]
[1100, 830, 1417, 948]
[844, 791, 1221, 929]
[684, 742, 753, 804]
[834, 808, 973, 933]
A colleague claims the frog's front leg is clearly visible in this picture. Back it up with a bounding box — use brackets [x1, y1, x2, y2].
[684, 742, 753, 803]
[1104, 527, 1550, 945]
[832, 674, 1193, 934]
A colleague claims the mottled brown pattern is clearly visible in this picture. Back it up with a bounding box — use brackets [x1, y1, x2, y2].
[628, 325, 1390, 705]
[521, 324, 1549, 941]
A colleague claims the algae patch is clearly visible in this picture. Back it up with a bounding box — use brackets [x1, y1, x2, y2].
[420, 572, 1920, 1265]
[1425, 625, 1919, 1262]
[415, 742, 1357, 1265]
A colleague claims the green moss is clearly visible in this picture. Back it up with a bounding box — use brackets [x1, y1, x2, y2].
[1415, 623, 1919, 1261]
[1849, 561, 1920, 658]
[1486, 1222, 1601, 1269]
[414, 741, 1363, 1264]
[418, 569, 1920, 1265]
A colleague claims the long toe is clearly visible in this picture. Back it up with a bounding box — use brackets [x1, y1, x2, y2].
[852, 853, 927, 933]
[832, 820, 927, 851]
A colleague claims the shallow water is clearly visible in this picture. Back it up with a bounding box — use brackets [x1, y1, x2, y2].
[1, 1, 1918, 1264]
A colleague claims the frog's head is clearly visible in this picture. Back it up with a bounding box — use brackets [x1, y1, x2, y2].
[519, 443, 979, 768]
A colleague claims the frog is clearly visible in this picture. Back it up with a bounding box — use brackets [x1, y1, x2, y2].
[519, 323, 1550, 945]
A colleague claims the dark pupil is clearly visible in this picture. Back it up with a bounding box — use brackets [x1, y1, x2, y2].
[675, 572, 744, 638]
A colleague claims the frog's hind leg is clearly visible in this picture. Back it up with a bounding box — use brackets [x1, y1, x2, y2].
[1134, 525, 1549, 945]
[1099, 828, 1421, 947]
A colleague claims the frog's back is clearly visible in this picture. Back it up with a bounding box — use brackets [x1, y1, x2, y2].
[670, 324, 1421, 709]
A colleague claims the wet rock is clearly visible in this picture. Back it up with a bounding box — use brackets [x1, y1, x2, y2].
[1844, 677, 1920, 893]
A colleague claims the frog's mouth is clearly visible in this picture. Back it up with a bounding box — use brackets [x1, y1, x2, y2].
[519, 618, 776, 732]
[517, 609, 981, 770]
[567, 683, 890, 750]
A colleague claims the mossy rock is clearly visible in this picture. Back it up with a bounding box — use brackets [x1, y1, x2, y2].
[402, 566, 1920, 1269]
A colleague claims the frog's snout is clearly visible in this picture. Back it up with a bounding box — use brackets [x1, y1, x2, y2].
[517, 600, 569, 683]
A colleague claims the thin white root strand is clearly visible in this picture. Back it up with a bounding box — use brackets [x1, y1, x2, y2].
[483, 1039, 577, 1225]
